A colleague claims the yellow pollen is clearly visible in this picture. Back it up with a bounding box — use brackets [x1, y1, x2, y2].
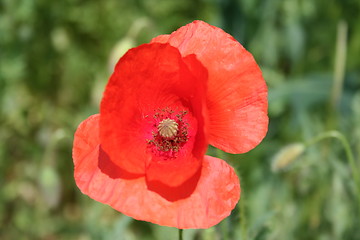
[158, 118, 178, 138]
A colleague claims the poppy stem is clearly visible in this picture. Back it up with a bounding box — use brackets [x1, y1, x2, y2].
[240, 193, 247, 240]
[306, 130, 360, 207]
[178, 229, 183, 240]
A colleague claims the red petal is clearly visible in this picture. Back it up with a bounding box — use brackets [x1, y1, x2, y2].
[72, 114, 240, 229]
[72, 114, 100, 167]
[150, 34, 170, 43]
[152, 20, 268, 154]
[100, 43, 208, 186]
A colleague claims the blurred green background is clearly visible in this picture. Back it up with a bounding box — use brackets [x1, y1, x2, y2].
[1, 0, 360, 239]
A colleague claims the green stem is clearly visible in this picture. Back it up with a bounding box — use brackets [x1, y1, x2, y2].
[240, 192, 247, 240]
[306, 130, 360, 205]
[234, 167, 247, 240]
[330, 20, 347, 110]
[178, 229, 183, 240]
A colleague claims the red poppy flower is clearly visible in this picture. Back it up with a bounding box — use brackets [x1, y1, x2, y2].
[73, 20, 268, 229]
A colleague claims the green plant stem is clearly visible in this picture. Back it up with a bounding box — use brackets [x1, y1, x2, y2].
[220, 219, 229, 240]
[178, 229, 183, 240]
[330, 20, 347, 110]
[234, 167, 247, 240]
[306, 130, 360, 205]
[240, 192, 247, 240]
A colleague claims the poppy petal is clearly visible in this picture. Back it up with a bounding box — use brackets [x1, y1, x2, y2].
[150, 34, 170, 43]
[100, 43, 208, 186]
[73, 114, 240, 229]
[152, 20, 268, 154]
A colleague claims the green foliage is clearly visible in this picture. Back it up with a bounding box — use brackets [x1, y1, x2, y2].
[1, 0, 359, 239]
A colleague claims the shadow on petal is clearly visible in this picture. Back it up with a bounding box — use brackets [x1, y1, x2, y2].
[146, 165, 201, 202]
[98, 146, 143, 180]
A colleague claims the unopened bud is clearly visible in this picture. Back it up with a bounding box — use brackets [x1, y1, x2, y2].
[271, 143, 305, 172]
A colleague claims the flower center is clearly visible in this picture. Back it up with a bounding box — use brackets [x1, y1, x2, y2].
[158, 118, 178, 138]
[146, 108, 189, 159]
